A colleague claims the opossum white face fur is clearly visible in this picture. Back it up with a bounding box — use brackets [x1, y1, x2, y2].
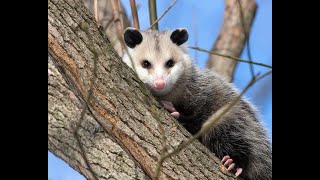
[122, 27, 192, 96]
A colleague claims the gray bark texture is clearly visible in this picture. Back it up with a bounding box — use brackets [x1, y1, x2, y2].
[206, 0, 257, 82]
[48, 0, 239, 179]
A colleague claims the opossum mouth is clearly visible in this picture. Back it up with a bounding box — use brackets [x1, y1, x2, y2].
[148, 86, 171, 96]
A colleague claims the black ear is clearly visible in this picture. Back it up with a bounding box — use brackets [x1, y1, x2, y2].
[123, 27, 143, 48]
[170, 28, 188, 46]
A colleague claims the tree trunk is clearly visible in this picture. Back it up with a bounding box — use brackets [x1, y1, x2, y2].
[48, 0, 238, 179]
[48, 53, 148, 179]
[206, 0, 257, 82]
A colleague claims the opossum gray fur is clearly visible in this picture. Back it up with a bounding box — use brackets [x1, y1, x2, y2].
[122, 27, 272, 180]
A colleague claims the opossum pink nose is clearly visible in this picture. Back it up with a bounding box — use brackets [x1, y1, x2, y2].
[154, 80, 166, 90]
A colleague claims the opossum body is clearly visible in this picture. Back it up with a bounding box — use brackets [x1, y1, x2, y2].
[122, 27, 272, 180]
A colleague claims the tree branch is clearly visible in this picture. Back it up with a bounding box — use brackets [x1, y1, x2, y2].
[206, 0, 257, 82]
[237, 0, 255, 78]
[48, 53, 147, 179]
[148, 0, 158, 30]
[84, 0, 131, 57]
[189, 46, 271, 68]
[93, 0, 99, 23]
[48, 0, 240, 179]
[129, 0, 140, 29]
[147, 0, 177, 31]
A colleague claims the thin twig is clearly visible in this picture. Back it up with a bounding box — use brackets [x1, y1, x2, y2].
[189, 46, 272, 68]
[101, 16, 114, 30]
[237, 0, 255, 78]
[111, 0, 123, 32]
[73, 22, 99, 180]
[150, 106, 167, 180]
[94, 0, 99, 22]
[111, 0, 124, 56]
[129, 0, 140, 29]
[148, 0, 158, 30]
[110, 0, 136, 70]
[117, 0, 124, 29]
[147, 0, 177, 30]
[154, 70, 272, 177]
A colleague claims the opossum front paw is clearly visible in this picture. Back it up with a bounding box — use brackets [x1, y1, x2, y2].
[221, 155, 243, 177]
[170, 111, 180, 119]
[160, 101, 180, 119]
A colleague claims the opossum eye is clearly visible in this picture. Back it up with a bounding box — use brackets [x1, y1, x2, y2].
[166, 59, 175, 68]
[142, 60, 151, 69]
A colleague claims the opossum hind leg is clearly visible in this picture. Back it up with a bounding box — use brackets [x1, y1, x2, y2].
[221, 155, 243, 177]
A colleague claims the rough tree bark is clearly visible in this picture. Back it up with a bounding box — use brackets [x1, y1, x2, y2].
[48, 54, 148, 179]
[48, 0, 239, 179]
[206, 0, 257, 82]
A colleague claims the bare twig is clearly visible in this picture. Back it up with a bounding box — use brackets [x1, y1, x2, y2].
[148, 0, 158, 30]
[149, 106, 167, 180]
[111, 0, 124, 56]
[147, 0, 177, 30]
[93, 0, 99, 22]
[129, 0, 140, 29]
[154, 70, 272, 177]
[117, 0, 124, 29]
[111, 0, 123, 32]
[101, 16, 114, 30]
[152, 123, 166, 180]
[189, 46, 272, 69]
[237, 0, 255, 78]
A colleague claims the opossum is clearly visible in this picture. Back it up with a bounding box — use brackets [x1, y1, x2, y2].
[122, 27, 272, 180]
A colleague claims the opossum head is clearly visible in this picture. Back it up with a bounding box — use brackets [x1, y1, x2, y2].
[122, 27, 192, 96]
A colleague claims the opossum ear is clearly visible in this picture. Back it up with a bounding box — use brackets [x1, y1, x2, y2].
[170, 28, 188, 46]
[123, 27, 143, 48]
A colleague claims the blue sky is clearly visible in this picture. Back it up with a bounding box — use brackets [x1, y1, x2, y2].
[48, 0, 272, 179]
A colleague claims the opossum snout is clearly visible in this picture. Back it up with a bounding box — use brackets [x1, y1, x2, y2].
[153, 79, 166, 90]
